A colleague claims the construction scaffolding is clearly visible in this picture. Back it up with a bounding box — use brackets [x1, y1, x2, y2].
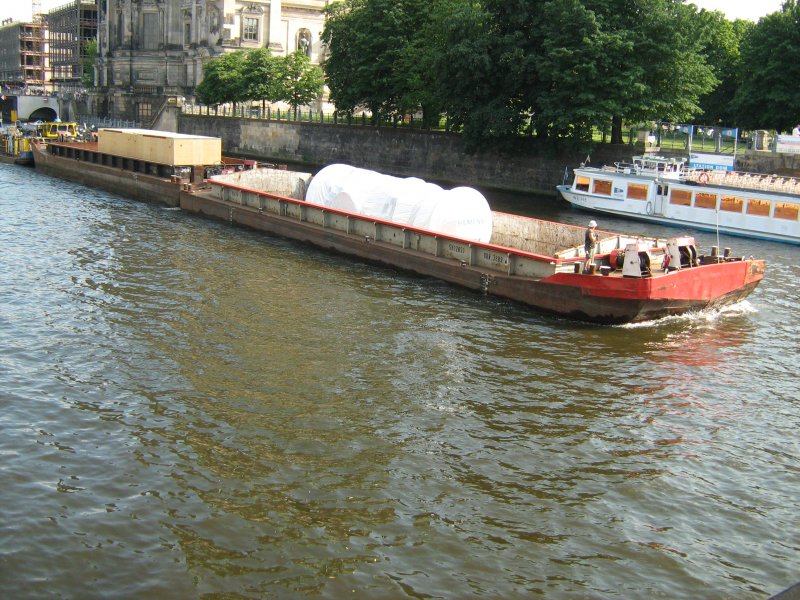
[48, 0, 98, 92]
[0, 18, 47, 92]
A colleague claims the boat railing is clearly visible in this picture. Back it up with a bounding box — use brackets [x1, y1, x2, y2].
[606, 159, 689, 179]
[685, 169, 800, 194]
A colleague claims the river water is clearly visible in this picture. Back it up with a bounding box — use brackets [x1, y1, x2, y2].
[1, 162, 798, 599]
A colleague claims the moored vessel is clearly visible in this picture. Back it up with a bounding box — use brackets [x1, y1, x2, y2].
[0, 126, 36, 166]
[558, 155, 800, 245]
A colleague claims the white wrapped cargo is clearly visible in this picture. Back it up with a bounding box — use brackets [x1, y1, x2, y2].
[305, 164, 492, 243]
[411, 186, 493, 243]
[390, 177, 444, 225]
[305, 163, 398, 219]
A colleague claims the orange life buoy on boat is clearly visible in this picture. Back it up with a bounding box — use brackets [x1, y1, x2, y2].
[698, 171, 710, 186]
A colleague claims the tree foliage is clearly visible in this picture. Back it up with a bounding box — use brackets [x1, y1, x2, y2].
[242, 48, 282, 103]
[193, 0, 797, 145]
[432, 0, 543, 144]
[195, 48, 324, 112]
[195, 51, 248, 106]
[282, 51, 326, 116]
[733, 0, 800, 131]
[321, 0, 716, 146]
[690, 8, 751, 126]
[322, 0, 436, 124]
[533, 0, 715, 144]
[82, 39, 98, 87]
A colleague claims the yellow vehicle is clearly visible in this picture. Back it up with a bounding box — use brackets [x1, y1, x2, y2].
[38, 121, 79, 140]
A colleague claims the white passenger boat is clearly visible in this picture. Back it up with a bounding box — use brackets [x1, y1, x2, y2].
[557, 155, 800, 245]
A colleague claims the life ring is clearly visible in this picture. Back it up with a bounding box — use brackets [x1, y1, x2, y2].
[645, 201, 654, 215]
[698, 171, 710, 186]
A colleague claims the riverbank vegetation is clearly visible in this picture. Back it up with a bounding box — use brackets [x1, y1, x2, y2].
[196, 0, 800, 151]
[195, 49, 324, 119]
[322, 0, 800, 148]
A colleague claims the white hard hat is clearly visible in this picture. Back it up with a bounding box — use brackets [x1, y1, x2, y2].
[589, 220, 597, 227]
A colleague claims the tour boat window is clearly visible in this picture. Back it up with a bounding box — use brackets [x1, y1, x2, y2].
[694, 191, 717, 210]
[576, 176, 590, 192]
[592, 179, 613, 195]
[774, 202, 800, 221]
[746, 198, 771, 217]
[720, 195, 743, 213]
[670, 189, 692, 206]
[626, 184, 648, 200]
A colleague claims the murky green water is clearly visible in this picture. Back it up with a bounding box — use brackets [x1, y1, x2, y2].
[1, 163, 798, 598]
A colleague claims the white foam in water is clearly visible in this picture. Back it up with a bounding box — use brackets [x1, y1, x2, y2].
[618, 300, 757, 329]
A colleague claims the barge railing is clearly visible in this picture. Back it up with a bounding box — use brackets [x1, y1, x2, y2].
[207, 179, 666, 280]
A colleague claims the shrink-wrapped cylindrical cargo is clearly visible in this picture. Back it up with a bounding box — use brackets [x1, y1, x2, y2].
[305, 164, 492, 243]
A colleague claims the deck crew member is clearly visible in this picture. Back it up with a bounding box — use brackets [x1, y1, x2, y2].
[584, 220, 599, 272]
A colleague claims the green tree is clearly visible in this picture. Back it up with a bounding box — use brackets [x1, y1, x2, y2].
[536, 0, 714, 144]
[733, 0, 800, 131]
[81, 39, 97, 87]
[322, 0, 436, 124]
[690, 8, 751, 126]
[279, 50, 325, 117]
[242, 48, 282, 104]
[430, 0, 544, 145]
[195, 51, 248, 108]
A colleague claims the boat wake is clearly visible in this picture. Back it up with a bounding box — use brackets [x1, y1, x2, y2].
[617, 300, 757, 329]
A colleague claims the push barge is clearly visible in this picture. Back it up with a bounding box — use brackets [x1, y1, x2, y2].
[32, 130, 766, 324]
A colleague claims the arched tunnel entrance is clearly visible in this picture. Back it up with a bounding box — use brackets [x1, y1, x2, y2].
[27, 107, 58, 122]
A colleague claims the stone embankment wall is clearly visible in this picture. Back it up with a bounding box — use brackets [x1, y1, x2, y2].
[735, 151, 800, 176]
[177, 114, 631, 196]
[175, 114, 800, 194]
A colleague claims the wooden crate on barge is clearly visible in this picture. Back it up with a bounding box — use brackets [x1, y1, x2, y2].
[97, 128, 221, 167]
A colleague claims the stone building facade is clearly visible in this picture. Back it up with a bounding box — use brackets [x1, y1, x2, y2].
[91, 0, 327, 122]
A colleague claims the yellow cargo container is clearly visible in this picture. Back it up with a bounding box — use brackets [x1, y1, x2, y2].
[97, 128, 222, 167]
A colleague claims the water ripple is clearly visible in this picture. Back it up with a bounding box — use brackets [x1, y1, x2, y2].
[1, 164, 798, 599]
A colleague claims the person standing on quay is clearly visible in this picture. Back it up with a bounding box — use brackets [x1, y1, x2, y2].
[584, 220, 599, 272]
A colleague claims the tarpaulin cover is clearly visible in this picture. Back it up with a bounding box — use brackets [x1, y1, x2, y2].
[305, 164, 492, 243]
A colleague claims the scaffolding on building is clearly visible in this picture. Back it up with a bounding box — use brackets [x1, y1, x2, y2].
[48, 0, 98, 93]
[0, 18, 47, 93]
